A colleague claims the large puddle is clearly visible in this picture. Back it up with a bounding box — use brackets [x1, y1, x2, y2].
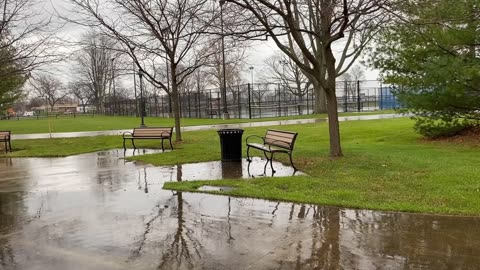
[0, 150, 479, 269]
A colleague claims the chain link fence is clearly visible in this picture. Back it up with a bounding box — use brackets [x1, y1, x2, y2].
[104, 80, 400, 119]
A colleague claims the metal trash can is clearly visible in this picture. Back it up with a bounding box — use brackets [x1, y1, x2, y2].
[217, 129, 244, 162]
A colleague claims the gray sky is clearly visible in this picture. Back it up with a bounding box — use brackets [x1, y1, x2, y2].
[44, 0, 379, 88]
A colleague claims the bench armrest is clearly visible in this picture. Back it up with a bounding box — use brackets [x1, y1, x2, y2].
[246, 135, 265, 145]
[265, 139, 291, 151]
[122, 131, 133, 138]
[160, 131, 171, 137]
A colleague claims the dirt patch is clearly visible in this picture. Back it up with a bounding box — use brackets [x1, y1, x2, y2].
[424, 127, 480, 145]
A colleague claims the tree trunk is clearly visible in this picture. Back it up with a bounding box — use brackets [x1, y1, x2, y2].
[313, 83, 327, 114]
[324, 45, 343, 157]
[171, 64, 182, 142]
[325, 89, 343, 157]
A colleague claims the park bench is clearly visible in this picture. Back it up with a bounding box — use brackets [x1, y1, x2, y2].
[123, 127, 173, 151]
[246, 129, 298, 172]
[0, 131, 11, 152]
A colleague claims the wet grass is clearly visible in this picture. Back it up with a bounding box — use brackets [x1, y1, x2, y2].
[161, 118, 480, 216]
[0, 110, 394, 134]
[3, 116, 479, 215]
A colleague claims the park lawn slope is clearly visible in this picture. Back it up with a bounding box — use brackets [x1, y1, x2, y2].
[0, 110, 394, 134]
[162, 118, 480, 215]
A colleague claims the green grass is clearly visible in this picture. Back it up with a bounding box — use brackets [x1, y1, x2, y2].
[158, 118, 480, 216]
[3, 116, 478, 215]
[0, 110, 394, 134]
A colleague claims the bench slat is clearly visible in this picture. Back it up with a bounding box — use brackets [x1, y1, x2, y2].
[247, 143, 290, 153]
[133, 127, 172, 137]
[265, 134, 294, 143]
[266, 130, 296, 139]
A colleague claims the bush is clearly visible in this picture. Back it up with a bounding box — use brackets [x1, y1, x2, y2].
[413, 114, 473, 139]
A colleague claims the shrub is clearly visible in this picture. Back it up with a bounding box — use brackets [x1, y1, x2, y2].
[412, 113, 474, 138]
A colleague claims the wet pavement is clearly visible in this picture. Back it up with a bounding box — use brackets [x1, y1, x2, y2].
[1, 150, 479, 270]
[12, 113, 407, 140]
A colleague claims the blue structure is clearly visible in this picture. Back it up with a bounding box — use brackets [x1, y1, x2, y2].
[379, 87, 401, 110]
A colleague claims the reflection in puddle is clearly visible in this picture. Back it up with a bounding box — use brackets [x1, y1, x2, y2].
[198, 185, 236, 192]
[0, 149, 479, 270]
[157, 157, 304, 181]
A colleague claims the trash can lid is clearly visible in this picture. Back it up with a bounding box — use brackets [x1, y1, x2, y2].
[217, 128, 244, 134]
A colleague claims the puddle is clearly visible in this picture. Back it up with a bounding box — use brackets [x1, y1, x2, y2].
[146, 157, 304, 182]
[0, 149, 479, 269]
[197, 185, 236, 192]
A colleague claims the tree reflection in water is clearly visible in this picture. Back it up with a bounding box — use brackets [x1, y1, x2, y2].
[156, 192, 204, 270]
[273, 205, 341, 270]
[129, 164, 204, 269]
[0, 158, 33, 268]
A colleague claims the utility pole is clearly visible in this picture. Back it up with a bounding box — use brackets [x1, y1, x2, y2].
[220, 0, 229, 120]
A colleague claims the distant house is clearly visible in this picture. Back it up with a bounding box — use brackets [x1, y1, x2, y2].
[76, 105, 96, 113]
[32, 104, 78, 113]
[7, 108, 15, 116]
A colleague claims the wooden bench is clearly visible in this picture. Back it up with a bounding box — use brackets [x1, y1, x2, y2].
[123, 127, 173, 151]
[246, 129, 298, 172]
[0, 131, 11, 152]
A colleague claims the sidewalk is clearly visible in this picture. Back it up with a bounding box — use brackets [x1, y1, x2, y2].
[12, 113, 407, 140]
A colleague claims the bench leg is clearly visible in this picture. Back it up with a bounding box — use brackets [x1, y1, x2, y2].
[289, 153, 297, 171]
[269, 152, 276, 174]
[8, 140, 11, 152]
[123, 138, 126, 150]
[247, 160, 253, 177]
[262, 151, 275, 174]
[246, 146, 252, 162]
[169, 138, 173, 150]
[131, 139, 137, 149]
[161, 139, 165, 151]
[263, 158, 268, 175]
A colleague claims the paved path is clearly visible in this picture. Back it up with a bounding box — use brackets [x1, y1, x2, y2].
[12, 113, 408, 140]
[0, 149, 478, 269]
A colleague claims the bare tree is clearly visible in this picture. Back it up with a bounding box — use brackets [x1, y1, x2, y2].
[73, 31, 119, 112]
[66, 0, 216, 142]
[0, 0, 60, 77]
[224, 0, 388, 156]
[31, 75, 68, 111]
[69, 81, 92, 113]
[262, 52, 311, 109]
[340, 65, 365, 97]
[204, 38, 247, 99]
[1, 0, 61, 107]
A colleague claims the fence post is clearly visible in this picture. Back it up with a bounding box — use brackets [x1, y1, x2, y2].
[217, 92, 221, 117]
[277, 83, 281, 117]
[306, 87, 309, 114]
[237, 86, 241, 118]
[379, 81, 383, 110]
[195, 92, 199, 118]
[357, 80, 361, 112]
[247, 83, 252, 119]
[186, 92, 190, 118]
[344, 81, 348, 112]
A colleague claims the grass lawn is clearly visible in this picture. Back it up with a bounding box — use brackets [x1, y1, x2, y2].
[160, 118, 480, 216]
[0, 110, 394, 134]
[2, 117, 478, 215]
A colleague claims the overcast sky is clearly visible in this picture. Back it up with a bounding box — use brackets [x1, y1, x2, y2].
[44, 0, 379, 88]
